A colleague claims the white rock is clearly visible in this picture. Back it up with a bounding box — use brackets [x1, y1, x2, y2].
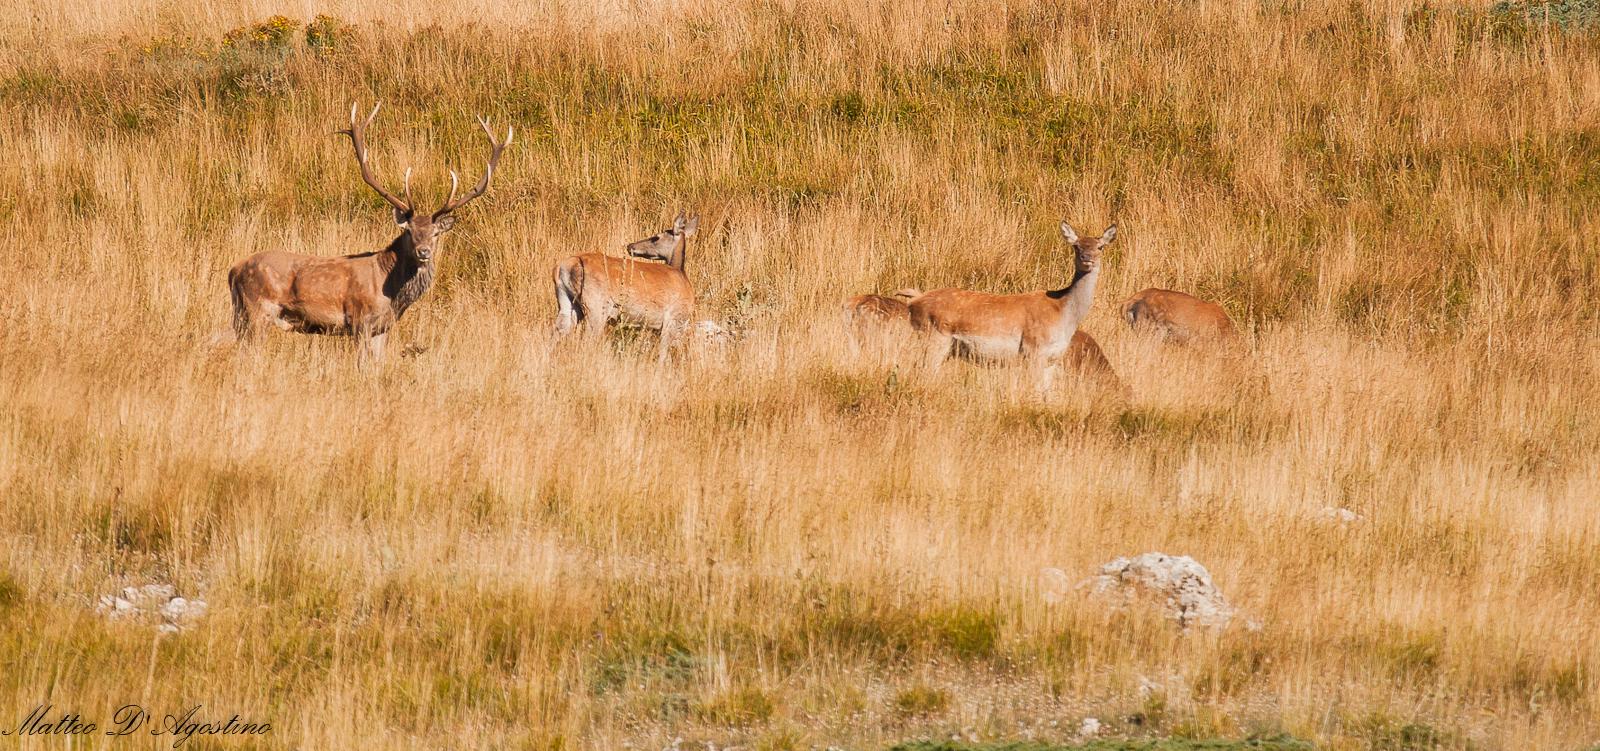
[691, 320, 734, 346]
[1078, 717, 1101, 737]
[123, 584, 175, 606]
[1085, 552, 1236, 628]
[95, 583, 206, 631]
[1039, 567, 1071, 604]
[159, 597, 188, 621]
[1319, 507, 1363, 524]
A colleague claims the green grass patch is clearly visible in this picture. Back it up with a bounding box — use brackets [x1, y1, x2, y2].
[894, 685, 949, 716]
[697, 686, 776, 727]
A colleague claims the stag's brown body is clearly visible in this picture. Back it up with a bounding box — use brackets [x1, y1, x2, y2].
[1121, 287, 1238, 343]
[229, 236, 435, 341]
[229, 102, 510, 362]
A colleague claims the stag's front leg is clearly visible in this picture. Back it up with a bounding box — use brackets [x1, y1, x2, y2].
[356, 331, 387, 369]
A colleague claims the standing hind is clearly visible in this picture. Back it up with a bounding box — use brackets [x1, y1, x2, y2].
[552, 213, 699, 361]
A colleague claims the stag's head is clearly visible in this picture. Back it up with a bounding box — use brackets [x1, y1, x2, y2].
[626, 212, 699, 263]
[1060, 222, 1117, 274]
[391, 200, 457, 265]
[339, 102, 513, 266]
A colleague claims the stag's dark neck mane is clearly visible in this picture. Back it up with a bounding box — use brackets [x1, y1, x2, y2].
[379, 233, 437, 319]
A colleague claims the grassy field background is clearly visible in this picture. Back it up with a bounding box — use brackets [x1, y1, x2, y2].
[2, 0, 1599, 748]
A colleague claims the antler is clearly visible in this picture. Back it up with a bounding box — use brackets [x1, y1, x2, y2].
[434, 115, 514, 218]
[338, 102, 412, 215]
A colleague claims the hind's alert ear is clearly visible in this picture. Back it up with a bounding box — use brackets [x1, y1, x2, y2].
[1060, 222, 1079, 244]
[684, 214, 700, 237]
[1100, 224, 1117, 244]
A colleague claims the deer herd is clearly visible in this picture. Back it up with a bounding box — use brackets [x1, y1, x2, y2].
[228, 103, 1240, 391]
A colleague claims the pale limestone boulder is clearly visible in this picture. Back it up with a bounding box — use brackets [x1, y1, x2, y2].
[1085, 553, 1236, 628]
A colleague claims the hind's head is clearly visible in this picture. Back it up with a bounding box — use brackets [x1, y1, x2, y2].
[627, 212, 700, 263]
[1060, 222, 1116, 274]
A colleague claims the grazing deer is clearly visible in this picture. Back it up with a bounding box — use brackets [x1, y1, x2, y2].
[842, 289, 922, 327]
[1120, 288, 1238, 344]
[229, 102, 511, 363]
[551, 213, 700, 360]
[907, 222, 1116, 388]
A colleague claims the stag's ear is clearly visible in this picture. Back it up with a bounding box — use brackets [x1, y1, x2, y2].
[435, 214, 456, 232]
[683, 214, 700, 237]
[1060, 222, 1079, 244]
[394, 207, 413, 227]
[1100, 224, 1117, 244]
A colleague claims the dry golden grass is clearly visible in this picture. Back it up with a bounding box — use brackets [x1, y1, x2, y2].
[2, 0, 1599, 748]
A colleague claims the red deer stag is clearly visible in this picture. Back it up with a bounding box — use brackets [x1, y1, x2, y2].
[1121, 288, 1238, 344]
[907, 222, 1116, 388]
[551, 213, 700, 361]
[229, 102, 511, 363]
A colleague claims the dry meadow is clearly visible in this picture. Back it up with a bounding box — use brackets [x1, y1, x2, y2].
[2, 0, 1599, 748]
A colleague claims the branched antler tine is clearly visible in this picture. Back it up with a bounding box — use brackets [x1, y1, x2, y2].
[404, 167, 413, 209]
[338, 100, 410, 214]
[447, 171, 460, 207]
[434, 114, 512, 217]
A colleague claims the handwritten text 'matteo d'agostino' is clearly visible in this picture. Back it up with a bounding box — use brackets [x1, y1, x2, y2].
[4, 704, 270, 747]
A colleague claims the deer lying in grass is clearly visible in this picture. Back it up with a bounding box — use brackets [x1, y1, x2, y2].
[907, 222, 1116, 389]
[1062, 328, 1125, 393]
[842, 290, 922, 326]
[551, 213, 700, 361]
[229, 102, 511, 364]
[1121, 288, 1238, 344]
